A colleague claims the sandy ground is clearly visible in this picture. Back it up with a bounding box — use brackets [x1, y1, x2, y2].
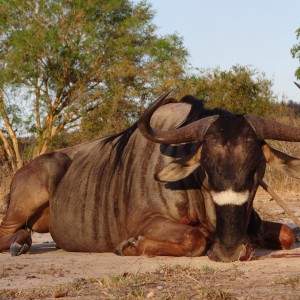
[0, 188, 299, 299]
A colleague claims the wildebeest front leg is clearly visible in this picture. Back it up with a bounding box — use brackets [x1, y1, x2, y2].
[251, 220, 295, 250]
[248, 211, 295, 251]
[115, 218, 207, 256]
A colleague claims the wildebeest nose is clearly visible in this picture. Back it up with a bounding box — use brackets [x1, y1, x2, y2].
[207, 242, 253, 262]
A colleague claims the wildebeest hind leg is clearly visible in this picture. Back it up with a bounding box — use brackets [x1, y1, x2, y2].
[0, 194, 49, 255]
[0, 152, 71, 255]
[115, 219, 206, 257]
[0, 229, 32, 255]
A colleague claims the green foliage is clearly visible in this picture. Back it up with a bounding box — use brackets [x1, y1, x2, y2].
[183, 65, 275, 116]
[291, 28, 300, 80]
[0, 0, 189, 156]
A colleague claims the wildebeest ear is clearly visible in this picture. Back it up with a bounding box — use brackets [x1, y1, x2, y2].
[155, 146, 202, 182]
[262, 144, 300, 178]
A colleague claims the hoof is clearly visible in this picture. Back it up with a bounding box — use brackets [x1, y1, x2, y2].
[10, 229, 32, 256]
[114, 236, 143, 256]
[10, 241, 31, 256]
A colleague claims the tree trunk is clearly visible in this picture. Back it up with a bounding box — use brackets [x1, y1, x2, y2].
[0, 96, 23, 171]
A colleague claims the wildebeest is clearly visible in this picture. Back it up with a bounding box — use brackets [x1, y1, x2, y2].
[0, 91, 299, 262]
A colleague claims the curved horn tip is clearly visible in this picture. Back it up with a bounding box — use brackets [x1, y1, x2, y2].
[294, 82, 300, 89]
[153, 89, 176, 108]
[151, 89, 174, 105]
[161, 88, 174, 98]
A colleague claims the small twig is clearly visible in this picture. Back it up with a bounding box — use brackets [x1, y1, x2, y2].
[132, 281, 155, 287]
[101, 290, 113, 298]
[185, 274, 201, 283]
[259, 179, 300, 228]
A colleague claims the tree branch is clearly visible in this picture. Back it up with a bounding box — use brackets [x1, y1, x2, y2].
[0, 128, 14, 163]
[0, 92, 23, 170]
[259, 179, 300, 228]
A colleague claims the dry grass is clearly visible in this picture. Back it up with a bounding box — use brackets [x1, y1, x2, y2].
[276, 276, 300, 287]
[263, 140, 300, 192]
[0, 265, 237, 300]
[263, 114, 300, 192]
[1, 263, 299, 300]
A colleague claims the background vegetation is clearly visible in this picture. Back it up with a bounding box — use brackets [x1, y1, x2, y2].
[0, 0, 300, 204]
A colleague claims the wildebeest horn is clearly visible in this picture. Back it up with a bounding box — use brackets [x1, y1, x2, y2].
[138, 91, 219, 144]
[294, 82, 300, 89]
[245, 115, 300, 142]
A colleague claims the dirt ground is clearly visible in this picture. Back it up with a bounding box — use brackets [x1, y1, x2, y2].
[0, 188, 299, 300]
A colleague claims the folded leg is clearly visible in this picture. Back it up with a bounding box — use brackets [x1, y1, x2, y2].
[248, 211, 295, 250]
[115, 218, 207, 257]
[0, 152, 71, 256]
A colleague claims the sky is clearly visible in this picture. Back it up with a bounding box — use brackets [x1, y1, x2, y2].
[142, 0, 300, 103]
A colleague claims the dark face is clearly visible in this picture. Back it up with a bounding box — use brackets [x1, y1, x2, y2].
[200, 116, 266, 262]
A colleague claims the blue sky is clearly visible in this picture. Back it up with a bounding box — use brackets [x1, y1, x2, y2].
[142, 0, 300, 103]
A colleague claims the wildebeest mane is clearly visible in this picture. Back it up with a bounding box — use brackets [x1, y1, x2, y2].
[179, 95, 234, 126]
[101, 122, 138, 170]
[102, 95, 234, 170]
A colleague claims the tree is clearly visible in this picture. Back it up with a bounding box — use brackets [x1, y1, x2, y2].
[80, 33, 188, 140]
[180, 65, 276, 116]
[0, 0, 188, 170]
[291, 28, 300, 80]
